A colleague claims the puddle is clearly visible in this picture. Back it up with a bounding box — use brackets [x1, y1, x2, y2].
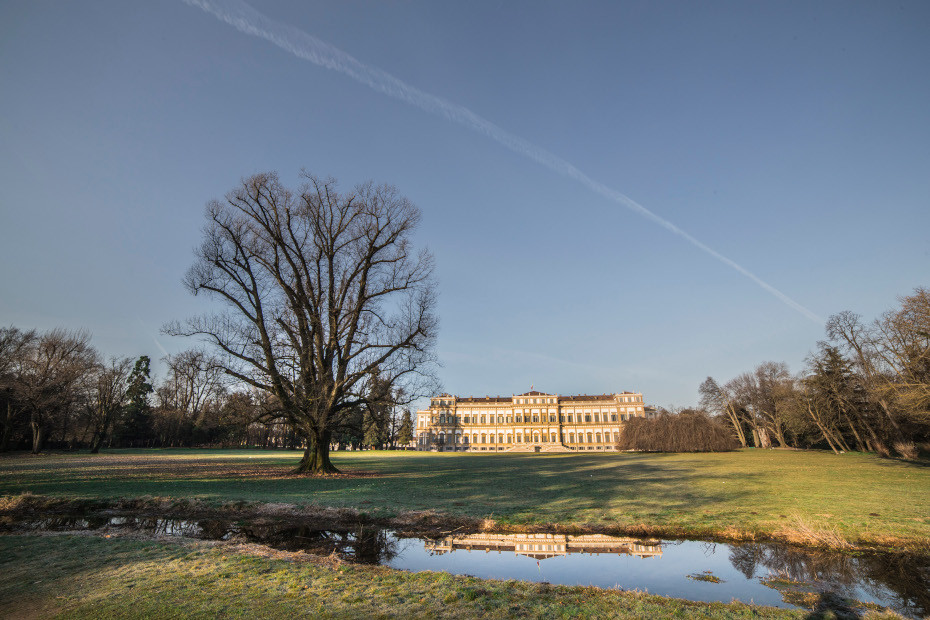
[2, 515, 927, 617]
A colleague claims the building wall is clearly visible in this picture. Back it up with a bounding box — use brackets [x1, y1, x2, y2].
[414, 390, 646, 452]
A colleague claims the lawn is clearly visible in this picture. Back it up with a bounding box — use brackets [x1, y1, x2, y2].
[2, 448, 928, 549]
[0, 534, 859, 619]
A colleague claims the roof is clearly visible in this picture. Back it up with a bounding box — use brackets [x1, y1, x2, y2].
[428, 391, 642, 405]
[559, 394, 617, 402]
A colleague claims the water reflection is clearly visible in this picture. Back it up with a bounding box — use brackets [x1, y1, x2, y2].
[424, 532, 662, 560]
[731, 543, 930, 619]
[2, 514, 926, 617]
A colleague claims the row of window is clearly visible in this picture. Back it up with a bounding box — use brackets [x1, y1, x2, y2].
[432, 413, 635, 425]
[430, 431, 620, 445]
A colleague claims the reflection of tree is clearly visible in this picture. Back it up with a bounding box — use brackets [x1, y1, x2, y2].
[857, 553, 930, 619]
[231, 523, 398, 565]
[350, 527, 398, 565]
[729, 545, 764, 580]
[728, 543, 930, 617]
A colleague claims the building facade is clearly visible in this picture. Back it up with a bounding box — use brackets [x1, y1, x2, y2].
[424, 532, 662, 559]
[415, 390, 647, 452]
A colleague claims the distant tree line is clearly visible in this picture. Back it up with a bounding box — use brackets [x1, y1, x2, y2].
[0, 326, 414, 454]
[688, 287, 928, 457]
[617, 410, 740, 452]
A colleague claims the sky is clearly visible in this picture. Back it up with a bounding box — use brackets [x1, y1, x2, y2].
[1, 0, 928, 409]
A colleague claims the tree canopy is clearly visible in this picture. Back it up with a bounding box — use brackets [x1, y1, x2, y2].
[167, 171, 439, 473]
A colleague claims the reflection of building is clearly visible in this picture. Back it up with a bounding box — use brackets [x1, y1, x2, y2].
[424, 533, 662, 560]
[415, 390, 647, 452]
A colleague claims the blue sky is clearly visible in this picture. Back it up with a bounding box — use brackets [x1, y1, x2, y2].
[1, 0, 927, 408]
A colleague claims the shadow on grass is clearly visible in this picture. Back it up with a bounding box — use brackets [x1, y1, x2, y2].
[0, 451, 759, 524]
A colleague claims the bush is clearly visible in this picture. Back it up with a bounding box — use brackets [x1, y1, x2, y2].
[893, 441, 918, 460]
[617, 412, 740, 452]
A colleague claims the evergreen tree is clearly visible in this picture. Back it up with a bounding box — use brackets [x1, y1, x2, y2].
[362, 408, 383, 448]
[119, 356, 154, 447]
[397, 408, 413, 446]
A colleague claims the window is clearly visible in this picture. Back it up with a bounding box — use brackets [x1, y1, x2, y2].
[532, 416, 539, 423]
[498, 416, 504, 424]
[506, 416, 512, 423]
[596, 433, 602, 443]
[480, 416, 485, 424]
[463, 416, 469, 424]
[549, 415, 556, 422]
[585, 414, 591, 422]
[567, 415, 573, 423]
[611, 414, 617, 422]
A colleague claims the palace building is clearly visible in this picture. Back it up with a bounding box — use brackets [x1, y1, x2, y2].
[415, 389, 647, 452]
[423, 532, 662, 560]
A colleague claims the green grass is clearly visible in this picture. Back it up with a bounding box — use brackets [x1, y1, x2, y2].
[0, 534, 818, 619]
[2, 448, 929, 547]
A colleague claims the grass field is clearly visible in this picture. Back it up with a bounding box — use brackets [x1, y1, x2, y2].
[0, 534, 884, 619]
[2, 448, 929, 549]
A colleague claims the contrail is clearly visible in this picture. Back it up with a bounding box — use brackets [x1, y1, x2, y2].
[137, 317, 170, 357]
[183, 0, 823, 324]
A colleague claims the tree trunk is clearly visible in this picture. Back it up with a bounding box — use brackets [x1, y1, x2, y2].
[31, 421, 45, 454]
[842, 413, 866, 452]
[807, 401, 841, 454]
[293, 429, 339, 474]
[0, 402, 13, 452]
[89, 431, 103, 454]
[725, 406, 747, 447]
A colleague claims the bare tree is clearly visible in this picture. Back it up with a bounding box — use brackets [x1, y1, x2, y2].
[826, 289, 930, 447]
[699, 376, 748, 447]
[153, 349, 227, 446]
[871, 288, 930, 426]
[85, 357, 133, 453]
[0, 327, 38, 451]
[826, 310, 904, 442]
[746, 361, 792, 447]
[11, 328, 97, 453]
[167, 172, 439, 473]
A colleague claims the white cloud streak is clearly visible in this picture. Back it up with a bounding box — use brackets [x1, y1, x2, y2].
[137, 317, 170, 357]
[183, 0, 823, 324]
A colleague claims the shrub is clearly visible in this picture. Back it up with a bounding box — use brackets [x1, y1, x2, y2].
[617, 411, 740, 452]
[893, 441, 918, 460]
